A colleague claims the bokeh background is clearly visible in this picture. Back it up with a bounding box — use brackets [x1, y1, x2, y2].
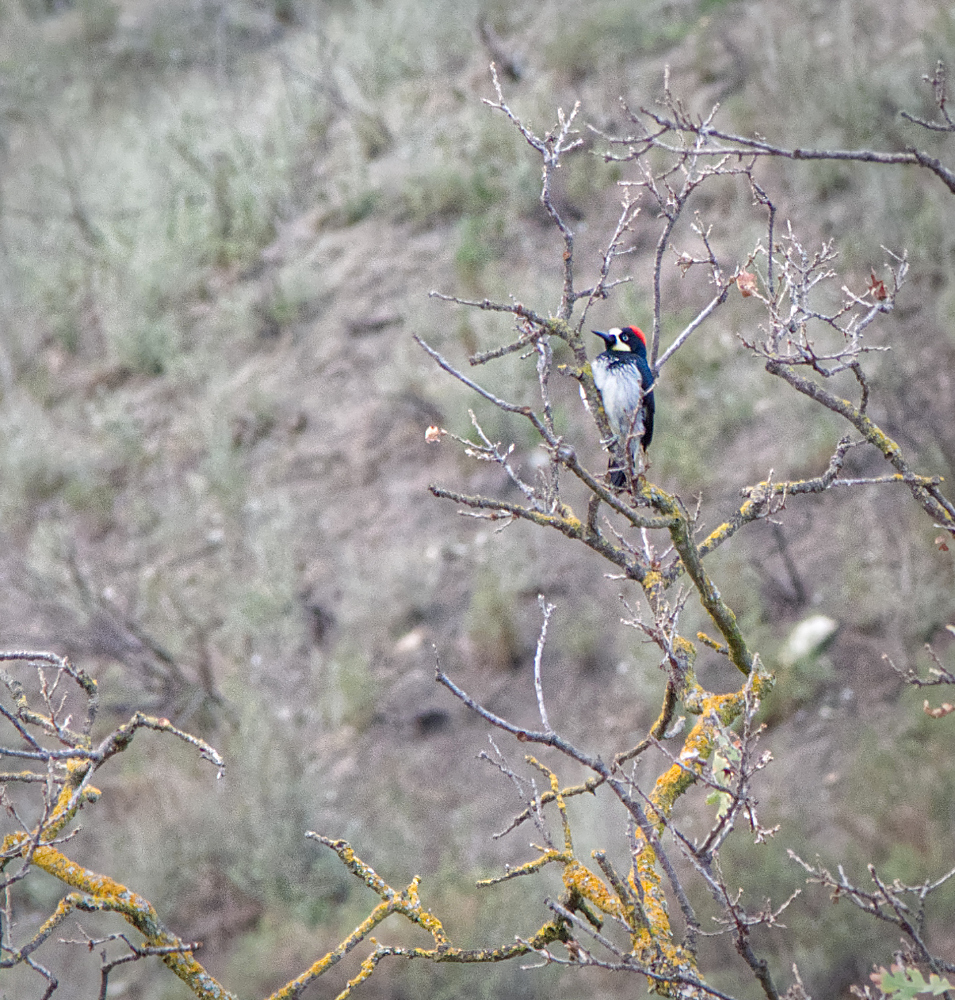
[3, 1, 955, 997]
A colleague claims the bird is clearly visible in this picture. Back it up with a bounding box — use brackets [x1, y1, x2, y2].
[591, 326, 655, 487]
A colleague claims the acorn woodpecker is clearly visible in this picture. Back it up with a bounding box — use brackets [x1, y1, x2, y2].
[591, 326, 655, 487]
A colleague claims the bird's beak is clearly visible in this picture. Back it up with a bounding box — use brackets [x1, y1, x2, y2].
[592, 329, 613, 347]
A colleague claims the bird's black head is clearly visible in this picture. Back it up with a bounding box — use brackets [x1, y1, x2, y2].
[593, 326, 648, 357]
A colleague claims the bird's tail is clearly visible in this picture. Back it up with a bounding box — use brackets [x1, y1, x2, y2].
[608, 459, 627, 489]
[608, 419, 645, 488]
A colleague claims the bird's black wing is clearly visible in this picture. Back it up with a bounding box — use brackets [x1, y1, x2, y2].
[641, 390, 655, 450]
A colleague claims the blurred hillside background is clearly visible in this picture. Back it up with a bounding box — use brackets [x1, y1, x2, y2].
[2, 0, 955, 997]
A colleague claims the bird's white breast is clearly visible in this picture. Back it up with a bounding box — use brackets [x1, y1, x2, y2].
[592, 356, 646, 440]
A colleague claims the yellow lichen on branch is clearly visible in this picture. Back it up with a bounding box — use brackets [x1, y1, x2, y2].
[637, 480, 757, 676]
[0, 651, 232, 998]
[279, 834, 573, 1000]
[25, 845, 234, 999]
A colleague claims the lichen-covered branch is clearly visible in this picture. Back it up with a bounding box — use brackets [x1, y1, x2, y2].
[271, 835, 569, 1000]
[0, 652, 230, 998]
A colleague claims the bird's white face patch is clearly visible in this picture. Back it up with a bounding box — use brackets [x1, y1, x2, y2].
[606, 327, 631, 351]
